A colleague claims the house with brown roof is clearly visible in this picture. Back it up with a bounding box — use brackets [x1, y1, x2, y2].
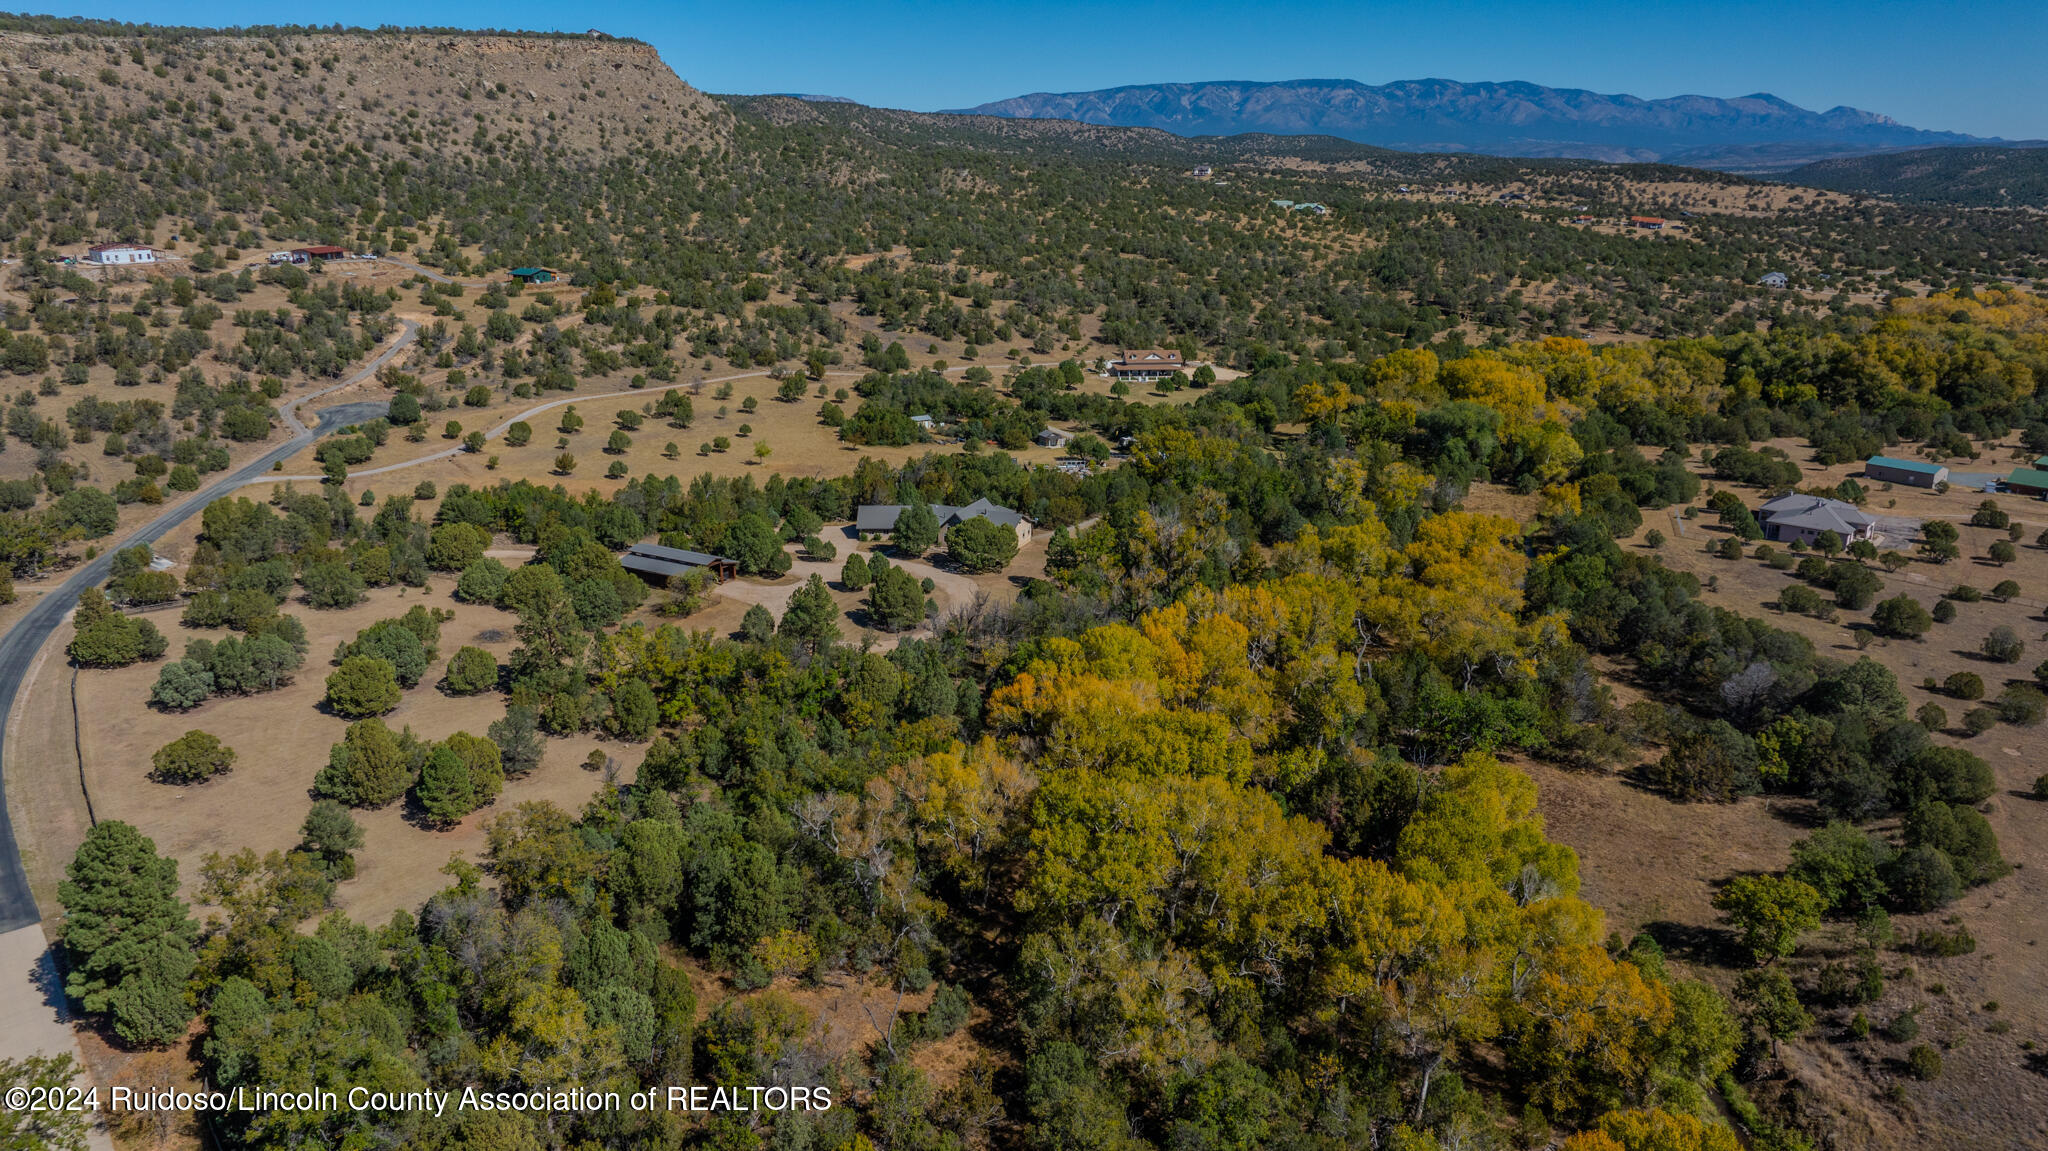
[87, 242, 155, 265]
[1109, 350, 1184, 382]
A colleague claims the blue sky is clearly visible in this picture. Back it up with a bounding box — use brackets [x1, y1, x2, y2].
[56, 0, 2048, 138]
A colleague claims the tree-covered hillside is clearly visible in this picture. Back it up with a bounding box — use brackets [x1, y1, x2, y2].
[7, 17, 2048, 1151]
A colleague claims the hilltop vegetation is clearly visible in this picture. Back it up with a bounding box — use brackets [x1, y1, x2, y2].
[1786, 145, 2048, 208]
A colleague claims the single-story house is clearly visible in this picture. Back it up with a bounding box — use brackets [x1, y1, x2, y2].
[856, 498, 1032, 547]
[1629, 216, 1666, 230]
[1864, 456, 1948, 488]
[2006, 468, 2048, 497]
[1571, 214, 1596, 224]
[87, 242, 155, 265]
[1109, 349, 1185, 382]
[1757, 272, 1789, 289]
[2033, 455, 2048, 470]
[510, 267, 556, 285]
[911, 414, 935, 430]
[619, 542, 737, 584]
[1192, 164, 1213, 177]
[1035, 426, 1074, 450]
[1755, 494, 1877, 546]
[293, 245, 348, 262]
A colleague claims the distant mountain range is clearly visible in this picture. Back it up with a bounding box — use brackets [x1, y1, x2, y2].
[949, 79, 2003, 171]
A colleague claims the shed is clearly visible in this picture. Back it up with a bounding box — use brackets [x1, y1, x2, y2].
[510, 267, 556, 284]
[2006, 468, 2048, 497]
[1864, 456, 1949, 488]
[619, 542, 737, 584]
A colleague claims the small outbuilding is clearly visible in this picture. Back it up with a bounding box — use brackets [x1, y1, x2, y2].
[619, 542, 737, 584]
[1864, 456, 1949, 488]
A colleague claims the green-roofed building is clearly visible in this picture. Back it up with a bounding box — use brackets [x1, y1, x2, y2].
[2006, 468, 2048, 496]
[509, 267, 555, 284]
[1864, 455, 1948, 488]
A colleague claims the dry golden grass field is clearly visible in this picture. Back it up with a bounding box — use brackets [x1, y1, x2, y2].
[1501, 434, 2048, 1150]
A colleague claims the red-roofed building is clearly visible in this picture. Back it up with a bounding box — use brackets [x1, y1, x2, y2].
[1629, 216, 1666, 230]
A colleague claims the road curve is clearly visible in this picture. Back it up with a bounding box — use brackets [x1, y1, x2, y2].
[0, 321, 418, 933]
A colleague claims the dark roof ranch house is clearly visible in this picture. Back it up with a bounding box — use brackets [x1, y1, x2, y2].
[293, 245, 349, 261]
[1755, 494, 1876, 546]
[855, 498, 1032, 546]
[1863, 456, 1948, 488]
[618, 543, 737, 584]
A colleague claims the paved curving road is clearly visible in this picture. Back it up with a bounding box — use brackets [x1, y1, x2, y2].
[0, 341, 986, 930]
[0, 321, 417, 933]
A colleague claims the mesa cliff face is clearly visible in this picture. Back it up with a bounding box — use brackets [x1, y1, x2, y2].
[0, 29, 728, 171]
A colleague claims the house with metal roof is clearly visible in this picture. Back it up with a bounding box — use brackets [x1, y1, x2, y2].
[510, 267, 557, 284]
[618, 542, 737, 584]
[1035, 426, 1075, 450]
[87, 242, 155, 265]
[2006, 468, 2048, 497]
[1864, 456, 1949, 488]
[1757, 272, 1789, 289]
[855, 499, 1031, 547]
[1755, 494, 1877, 546]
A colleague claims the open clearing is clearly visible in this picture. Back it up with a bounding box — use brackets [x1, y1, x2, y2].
[1507, 434, 2048, 1150]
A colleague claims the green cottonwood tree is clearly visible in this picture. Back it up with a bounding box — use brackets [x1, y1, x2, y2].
[58, 821, 198, 1047]
[1714, 875, 1824, 964]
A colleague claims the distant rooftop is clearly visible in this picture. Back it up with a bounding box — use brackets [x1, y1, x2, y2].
[1866, 455, 1947, 475]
